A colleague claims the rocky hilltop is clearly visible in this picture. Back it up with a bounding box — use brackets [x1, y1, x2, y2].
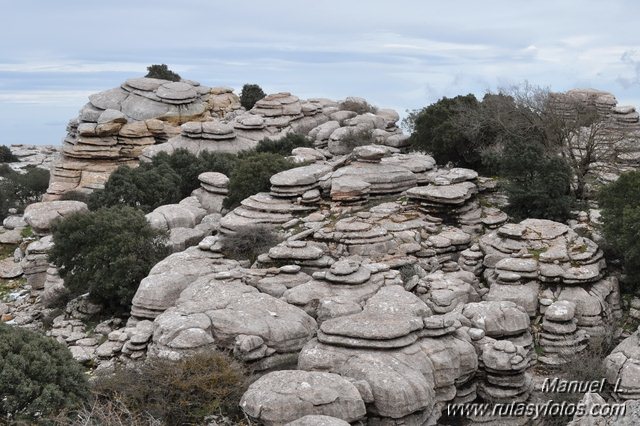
[46, 77, 406, 200]
[2, 80, 639, 425]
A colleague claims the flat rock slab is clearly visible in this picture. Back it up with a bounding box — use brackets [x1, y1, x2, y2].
[23, 201, 88, 234]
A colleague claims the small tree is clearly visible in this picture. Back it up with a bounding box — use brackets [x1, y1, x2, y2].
[49, 206, 170, 311]
[599, 171, 640, 289]
[0, 323, 88, 421]
[408, 94, 486, 170]
[255, 133, 313, 156]
[239, 84, 266, 110]
[0, 145, 17, 163]
[500, 136, 573, 221]
[145, 64, 181, 81]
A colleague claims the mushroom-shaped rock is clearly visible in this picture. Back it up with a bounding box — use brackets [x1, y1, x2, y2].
[240, 370, 366, 425]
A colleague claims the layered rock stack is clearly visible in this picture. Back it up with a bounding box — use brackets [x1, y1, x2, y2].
[538, 300, 589, 365]
[462, 301, 535, 367]
[479, 219, 616, 339]
[46, 78, 213, 198]
[192, 172, 229, 213]
[477, 339, 532, 404]
[20, 237, 53, 290]
[282, 259, 402, 322]
[406, 168, 483, 234]
[258, 240, 333, 271]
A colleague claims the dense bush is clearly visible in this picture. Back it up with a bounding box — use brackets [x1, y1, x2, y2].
[145, 64, 181, 81]
[255, 133, 313, 156]
[223, 152, 297, 208]
[500, 137, 573, 222]
[150, 149, 238, 199]
[0, 145, 18, 163]
[89, 149, 241, 212]
[49, 206, 170, 311]
[339, 98, 378, 114]
[88, 162, 182, 212]
[239, 83, 266, 110]
[0, 323, 88, 421]
[408, 94, 485, 169]
[0, 165, 50, 220]
[221, 224, 281, 263]
[599, 171, 640, 289]
[90, 351, 249, 425]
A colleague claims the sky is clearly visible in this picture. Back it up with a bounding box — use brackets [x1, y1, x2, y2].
[2, 0, 640, 145]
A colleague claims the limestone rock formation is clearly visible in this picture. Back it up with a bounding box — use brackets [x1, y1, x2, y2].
[46, 77, 219, 198]
[240, 370, 366, 425]
[23, 200, 88, 235]
[605, 326, 640, 400]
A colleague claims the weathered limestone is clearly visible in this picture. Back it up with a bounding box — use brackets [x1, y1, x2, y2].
[479, 219, 614, 338]
[20, 236, 54, 290]
[47, 78, 214, 198]
[538, 301, 589, 365]
[192, 172, 229, 213]
[149, 276, 317, 370]
[605, 326, 640, 400]
[240, 370, 366, 425]
[407, 168, 483, 234]
[476, 338, 533, 404]
[23, 201, 88, 235]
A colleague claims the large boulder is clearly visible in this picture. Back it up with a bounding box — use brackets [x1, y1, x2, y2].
[240, 370, 366, 425]
[23, 201, 88, 234]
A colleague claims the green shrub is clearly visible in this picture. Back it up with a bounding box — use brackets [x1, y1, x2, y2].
[151, 149, 238, 200]
[239, 84, 266, 110]
[58, 190, 90, 203]
[339, 98, 378, 114]
[90, 351, 249, 425]
[0, 145, 18, 163]
[223, 152, 297, 209]
[88, 162, 182, 213]
[500, 137, 572, 222]
[255, 133, 313, 156]
[0, 166, 50, 221]
[49, 206, 170, 311]
[0, 323, 88, 421]
[599, 171, 640, 289]
[145, 64, 180, 81]
[408, 94, 483, 168]
[221, 224, 281, 263]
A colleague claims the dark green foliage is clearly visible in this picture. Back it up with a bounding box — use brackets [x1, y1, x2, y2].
[221, 224, 281, 263]
[223, 152, 297, 209]
[0, 323, 88, 421]
[408, 94, 484, 169]
[150, 149, 238, 200]
[88, 162, 182, 213]
[58, 190, 90, 203]
[0, 165, 50, 220]
[599, 171, 640, 288]
[145, 64, 181, 81]
[500, 137, 572, 222]
[255, 133, 313, 156]
[90, 351, 249, 424]
[0, 145, 18, 163]
[239, 84, 266, 110]
[49, 206, 170, 310]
